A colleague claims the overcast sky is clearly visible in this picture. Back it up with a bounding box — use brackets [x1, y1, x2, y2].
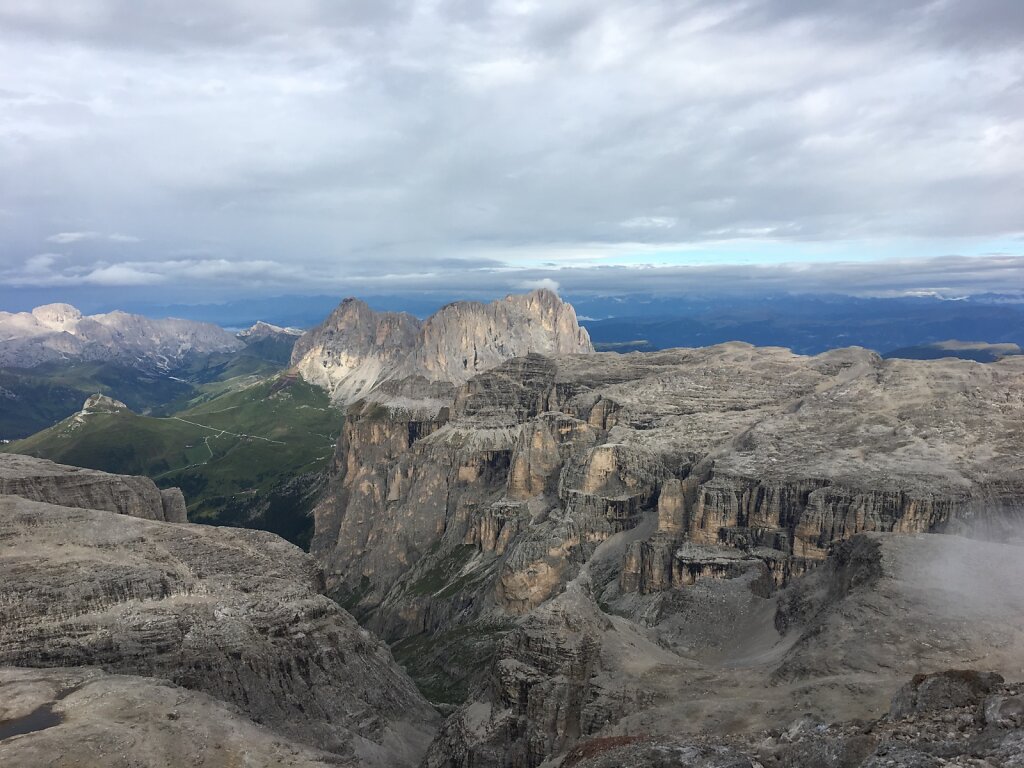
[1, 0, 1022, 306]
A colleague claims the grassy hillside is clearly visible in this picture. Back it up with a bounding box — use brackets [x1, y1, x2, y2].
[3, 373, 341, 548]
[0, 347, 289, 440]
[0, 362, 195, 439]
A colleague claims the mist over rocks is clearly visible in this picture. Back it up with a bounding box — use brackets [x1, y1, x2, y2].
[291, 289, 593, 403]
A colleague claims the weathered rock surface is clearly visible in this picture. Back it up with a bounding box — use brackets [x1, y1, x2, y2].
[291, 289, 593, 403]
[316, 346, 1023, 621]
[0, 666, 346, 767]
[0, 453, 186, 522]
[291, 298, 423, 403]
[80, 393, 129, 413]
[0, 303, 243, 369]
[561, 669, 1024, 768]
[0, 494, 439, 767]
[308, 344, 1024, 764]
[424, 533, 1024, 767]
[396, 289, 593, 384]
[890, 670, 1005, 721]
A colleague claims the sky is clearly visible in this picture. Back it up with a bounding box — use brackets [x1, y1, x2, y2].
[1, 0, 1023, 308]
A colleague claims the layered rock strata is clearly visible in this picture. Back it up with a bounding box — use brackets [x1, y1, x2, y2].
[316, 346, 1023, 615]
[0, 453, 186, 522]
[0, 491, 438, 767]
[309, 344, 1024, 764]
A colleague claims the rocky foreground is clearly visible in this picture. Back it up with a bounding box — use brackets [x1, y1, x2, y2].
[559, 668, 1024, 767]
[0, 455, 437, 768]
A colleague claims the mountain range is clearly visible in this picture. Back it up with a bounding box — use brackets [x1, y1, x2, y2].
[291, 289, 593, 403]
[0, 303, 243, 369]
[1, 290, 1023, 767]
[0, 307, 303, 439]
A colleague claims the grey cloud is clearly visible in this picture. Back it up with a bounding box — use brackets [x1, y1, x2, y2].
[733, 0, 1024, 51]
[6, 253, 1021, 301]
[0, 1, 411, 51]
[0, 0, 1022, 305]
[46, 232, 100, 244]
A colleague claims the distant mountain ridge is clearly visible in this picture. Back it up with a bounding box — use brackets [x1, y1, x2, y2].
[291, 289, 593, 402]
[0, 309, 305, 439]
[0, 303, 244, 369]
[883, 339, 1023, 363]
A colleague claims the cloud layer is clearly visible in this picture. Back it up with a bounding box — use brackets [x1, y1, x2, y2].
[1, 0, 1022, 302]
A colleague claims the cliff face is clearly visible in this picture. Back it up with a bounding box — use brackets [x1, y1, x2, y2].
[397, 289, 594, 384]
[291, 290, 593, 403]
[310, 344, 1024, 764]
[291, 298, 423, 403]
[316, 346, 1024, 609]
[0, 453, 187, 522]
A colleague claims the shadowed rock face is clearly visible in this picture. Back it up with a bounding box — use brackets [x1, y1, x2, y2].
[308, 344, 1024, 765]
[0, 493, 439, 768]
[291, 290, 593, 403]
[0, 453, 186, 522]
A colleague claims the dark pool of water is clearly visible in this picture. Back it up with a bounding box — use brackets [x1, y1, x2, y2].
[0, 704, 63, 741]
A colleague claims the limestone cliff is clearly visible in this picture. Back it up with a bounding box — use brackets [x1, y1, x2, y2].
[309, 344, 1024, 764]
[291, 298, 423, 403]
[291, 290, 593, 403]
[0, 453, 186, 522]
[315, 346, 1023, 614]
[396, 289, 593, 383]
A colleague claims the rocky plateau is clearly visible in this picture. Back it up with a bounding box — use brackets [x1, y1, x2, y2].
[309, 340, 1024, 765]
